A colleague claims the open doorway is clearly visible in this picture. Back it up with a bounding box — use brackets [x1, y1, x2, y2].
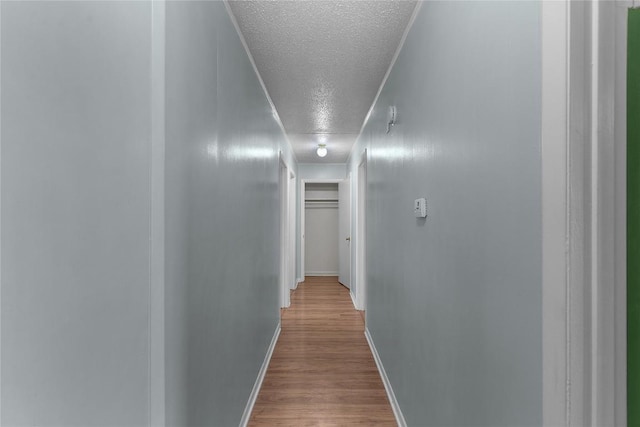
[300, 179, 353, 303]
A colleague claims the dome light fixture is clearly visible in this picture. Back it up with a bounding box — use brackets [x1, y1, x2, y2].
[316, 143, 328, 158]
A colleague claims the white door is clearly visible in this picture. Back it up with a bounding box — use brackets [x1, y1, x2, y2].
[338, 177, 351, 288]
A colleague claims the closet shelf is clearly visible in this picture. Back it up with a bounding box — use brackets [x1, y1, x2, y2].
[305, 199, 339, 209]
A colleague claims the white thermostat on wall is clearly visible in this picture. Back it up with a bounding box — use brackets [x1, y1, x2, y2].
[414, 198, 427, 218]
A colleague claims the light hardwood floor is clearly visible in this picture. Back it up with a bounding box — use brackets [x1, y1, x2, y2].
[249, 276, 396, 426]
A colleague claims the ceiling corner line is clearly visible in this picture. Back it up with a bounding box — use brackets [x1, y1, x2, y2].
[222, 1, 297, 163]
[355, 1, 423, 142]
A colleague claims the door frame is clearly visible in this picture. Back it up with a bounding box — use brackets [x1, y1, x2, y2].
[355, 151, 367, 312]
[541, 3, 629, 425]
[626, 5, 639, 425]
[300, 179, 344, 280]
[288, 169, 297, 292]
[279, 153, 294, 308]
[338, 174, 352, 289]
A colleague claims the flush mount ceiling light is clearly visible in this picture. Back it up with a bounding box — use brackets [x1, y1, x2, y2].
[316, 143, 328, 158]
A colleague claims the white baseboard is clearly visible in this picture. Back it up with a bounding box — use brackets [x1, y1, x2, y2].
[350, 290, 358, 310]
[305, 271, 339, 276]
[240, 323, 281, 427]
[294, 277, 303, 289]
[364, 328, 407, 427]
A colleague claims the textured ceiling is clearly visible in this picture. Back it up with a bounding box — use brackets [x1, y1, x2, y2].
[227, 0, 418, 163]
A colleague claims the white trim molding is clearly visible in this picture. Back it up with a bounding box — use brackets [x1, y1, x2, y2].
[541, 3, 629, 425]
[350, 291, 358, 310]
[300, 179, 345, 280]
[357, 2, 422, 138]
[0, 1, 4, 421]
[355, 150, 368, 313]
[222, 1, 297, 164]
[589, 2, 629, 424]
[611, 3, 630, 423]
[239, 324, 281, 427]
[365, 329, 406, 427]
[305, 271, 339, 277]
[278, 153, 292, 309]
[305, 200, 338, 209]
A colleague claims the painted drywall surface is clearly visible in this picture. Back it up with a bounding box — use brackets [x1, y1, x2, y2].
[305, 207, 339, 275]
[628, 9, 640, 426]
[615, 3, 631, 422]
[1, 2, 152, 425]
[305, 182, 339, 200]
[298, 163, 346, 181]
[347, 2, 542, 425]
[165, 2, 296, 425]
[296, 163, 346, 280]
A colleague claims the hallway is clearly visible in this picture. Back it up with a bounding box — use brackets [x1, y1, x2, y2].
[0, 1, 629, 425]
[249, 277, 395, 426]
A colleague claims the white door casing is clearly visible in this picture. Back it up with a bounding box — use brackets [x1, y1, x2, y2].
[356, 153, 367, 311]
[289, 170, 296, 290]
[279, 154, 290, 308]
[338, 176, 351, 288]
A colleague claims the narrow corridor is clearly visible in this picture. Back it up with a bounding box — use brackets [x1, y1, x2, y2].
[249, 277, 396, 426]
[1, 2, 625, 425]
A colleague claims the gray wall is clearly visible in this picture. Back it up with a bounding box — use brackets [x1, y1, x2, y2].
[298, 163, 346, 181]
[1, 1, 295, 425]
[304, 207, 339, 275]
[165, 2, 295, 426]
[1, 2, 153, 425]
[347, 2, 542, 425]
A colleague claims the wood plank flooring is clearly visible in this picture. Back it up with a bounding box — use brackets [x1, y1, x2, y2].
[249, 276, 396, 426]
